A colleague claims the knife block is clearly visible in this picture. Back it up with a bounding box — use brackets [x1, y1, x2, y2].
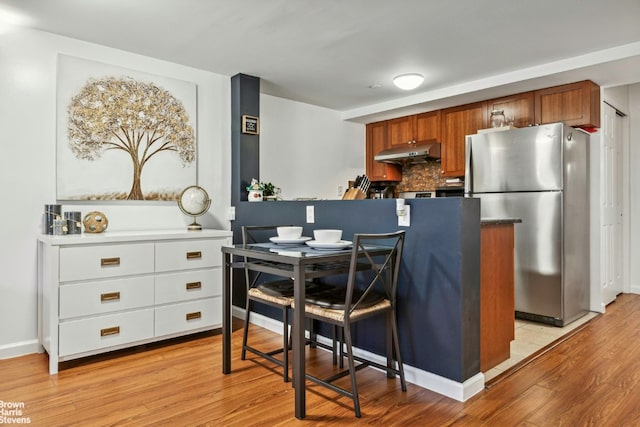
[342, 188, 366, 200]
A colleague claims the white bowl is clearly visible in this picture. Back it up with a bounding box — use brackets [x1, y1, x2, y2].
[313, 229, 342, 243]
[277, 226, 303, 239]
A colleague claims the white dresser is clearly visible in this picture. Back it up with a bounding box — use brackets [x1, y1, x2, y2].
[37, 229, 233, 374]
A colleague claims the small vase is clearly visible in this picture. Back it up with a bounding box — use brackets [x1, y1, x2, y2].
[490, 109, 505, 128]
[248, 189, 263, 202]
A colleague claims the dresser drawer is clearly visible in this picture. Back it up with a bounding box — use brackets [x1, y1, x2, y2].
[155, 239, 223, 272]
[154, 298, 221, 336]
[155, 269, 222, 304]
[59, 243, 155, 282]
[59, 309, 154, 356]
[59, 276, 154, 319]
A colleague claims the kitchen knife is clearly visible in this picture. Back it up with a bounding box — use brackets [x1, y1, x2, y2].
[360, 175, 370, 196]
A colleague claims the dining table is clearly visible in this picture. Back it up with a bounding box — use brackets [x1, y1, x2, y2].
[221, 240, 392, 419]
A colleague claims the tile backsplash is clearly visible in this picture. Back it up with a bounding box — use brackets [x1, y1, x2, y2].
[395, 160, 447, 192]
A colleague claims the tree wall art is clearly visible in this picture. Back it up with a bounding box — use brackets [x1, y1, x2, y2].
[56, 55, 198, 201]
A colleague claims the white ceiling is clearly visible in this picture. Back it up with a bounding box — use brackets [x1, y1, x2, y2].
[2, 0, 640, 122]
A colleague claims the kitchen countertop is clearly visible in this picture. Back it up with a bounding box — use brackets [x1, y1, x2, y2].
[481, 218, 522, 225]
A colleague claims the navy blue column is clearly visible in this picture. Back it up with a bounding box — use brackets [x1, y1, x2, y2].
[231, 73, 260, 205]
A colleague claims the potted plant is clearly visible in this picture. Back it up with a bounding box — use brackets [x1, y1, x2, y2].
[260, 182, 280, 201]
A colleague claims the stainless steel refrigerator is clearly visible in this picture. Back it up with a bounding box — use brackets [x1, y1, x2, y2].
[465, 123, 589, 326]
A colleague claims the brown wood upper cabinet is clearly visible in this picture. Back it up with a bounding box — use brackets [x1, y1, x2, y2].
[440, 101, 487, 177]
[366, 121, 401, 181]
[364, 80, 600, 180]
[534, 80, 600, 128]
[387, 111, 441, 147]
[486, 91, 535, 128]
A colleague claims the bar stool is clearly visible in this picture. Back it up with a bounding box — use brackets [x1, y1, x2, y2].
[292, 231, 407, 417]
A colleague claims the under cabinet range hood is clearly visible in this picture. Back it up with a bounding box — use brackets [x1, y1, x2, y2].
[374, 141, 441, 164]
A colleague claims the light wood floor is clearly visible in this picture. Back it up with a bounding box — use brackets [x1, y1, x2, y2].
[2, 294, 640, 426]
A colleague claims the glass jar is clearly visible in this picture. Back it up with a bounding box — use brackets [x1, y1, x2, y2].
[490, 109, 505, 128]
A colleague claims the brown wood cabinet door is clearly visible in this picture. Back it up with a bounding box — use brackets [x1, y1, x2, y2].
[440, 102, 487, 177]
[480, 223, 515, 372]
[534, 80, 600, 128]
[387, 116, 414, 147]
[486, 92, 534, 128]
[388, 111, 441, 147]
[414, 111, 441, 142]
[366, 121, 401, 181]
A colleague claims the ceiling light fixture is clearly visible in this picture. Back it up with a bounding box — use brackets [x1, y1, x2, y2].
[393, 73, 424, 90]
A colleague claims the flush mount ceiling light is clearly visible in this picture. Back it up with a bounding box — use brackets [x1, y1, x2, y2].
[393, 73, 424, 90]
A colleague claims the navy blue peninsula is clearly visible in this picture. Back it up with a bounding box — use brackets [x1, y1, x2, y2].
[231, 197, 484, 400]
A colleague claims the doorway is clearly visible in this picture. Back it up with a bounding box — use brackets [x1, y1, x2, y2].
[600, 102, 624, 306]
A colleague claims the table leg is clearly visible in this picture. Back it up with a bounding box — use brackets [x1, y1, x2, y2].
[293, 264, 306, 419]
[222, 252, 231, 374]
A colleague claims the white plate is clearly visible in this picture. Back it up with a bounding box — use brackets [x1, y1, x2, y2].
[270, 236, 312, 245]
[305, 240, 352, 250]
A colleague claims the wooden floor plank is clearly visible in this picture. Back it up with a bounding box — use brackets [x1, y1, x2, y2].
[1, 294, 640, 425]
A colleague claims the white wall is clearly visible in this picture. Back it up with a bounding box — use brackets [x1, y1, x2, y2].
[0, 27, 232, 357]
[0, 27, 366, 359]
[629, 84, 640, 293]
[259, 95, 365, 200]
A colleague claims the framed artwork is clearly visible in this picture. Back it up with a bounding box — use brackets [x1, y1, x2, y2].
[56, 54, 198, 201]
[242, 115, 259, 135]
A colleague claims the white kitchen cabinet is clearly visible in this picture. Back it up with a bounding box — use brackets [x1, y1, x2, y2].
[38, 229, 232, 374]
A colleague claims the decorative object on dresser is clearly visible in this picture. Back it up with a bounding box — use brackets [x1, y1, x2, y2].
[64, 211, 82, 234]
[82, 211, 108, 233]
[37, 229, 233, 374]
[177, 185, 211, 230]
[43, 204, 62, 235]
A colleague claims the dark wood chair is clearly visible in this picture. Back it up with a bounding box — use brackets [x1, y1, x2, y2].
[240, 225, 296, 382]
[292, 230, 407, 417]
[240, 225, 333, 381]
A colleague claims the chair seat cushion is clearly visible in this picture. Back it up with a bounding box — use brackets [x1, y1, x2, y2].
[256, 280, 334, 298]
[293, 299, 392, 322]
[251, 280, 336, 306]
[248, 287, 293, 306]
[256, 279, 296, 297]
[304, 287, 385, 310]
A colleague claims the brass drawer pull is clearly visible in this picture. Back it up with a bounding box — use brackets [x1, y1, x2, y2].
[100, 291, 121, 302]
[186, 251, 202, 260]
[186, 281, 202, 290]
[100, 326, 120, 337]
[101, 257, 121, 267]
[186, 311, 201, 321]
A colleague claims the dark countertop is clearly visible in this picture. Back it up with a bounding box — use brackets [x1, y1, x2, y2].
[481, 218, 522, 225]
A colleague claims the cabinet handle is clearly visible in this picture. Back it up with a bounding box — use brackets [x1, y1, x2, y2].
[101, 257, 120, 267]
[186, 251, 202, 260]
[186, 281, 202, 290]
[100, 291, 121, 302]
[100, 326, 120, 337]
[186, 311, 201, 321]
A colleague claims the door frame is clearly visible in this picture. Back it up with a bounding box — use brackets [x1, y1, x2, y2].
[590, 98, 630, 313]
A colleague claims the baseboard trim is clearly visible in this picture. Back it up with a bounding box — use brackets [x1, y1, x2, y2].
[235, 307, 484, 402]
[0, 339, 41, 360]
